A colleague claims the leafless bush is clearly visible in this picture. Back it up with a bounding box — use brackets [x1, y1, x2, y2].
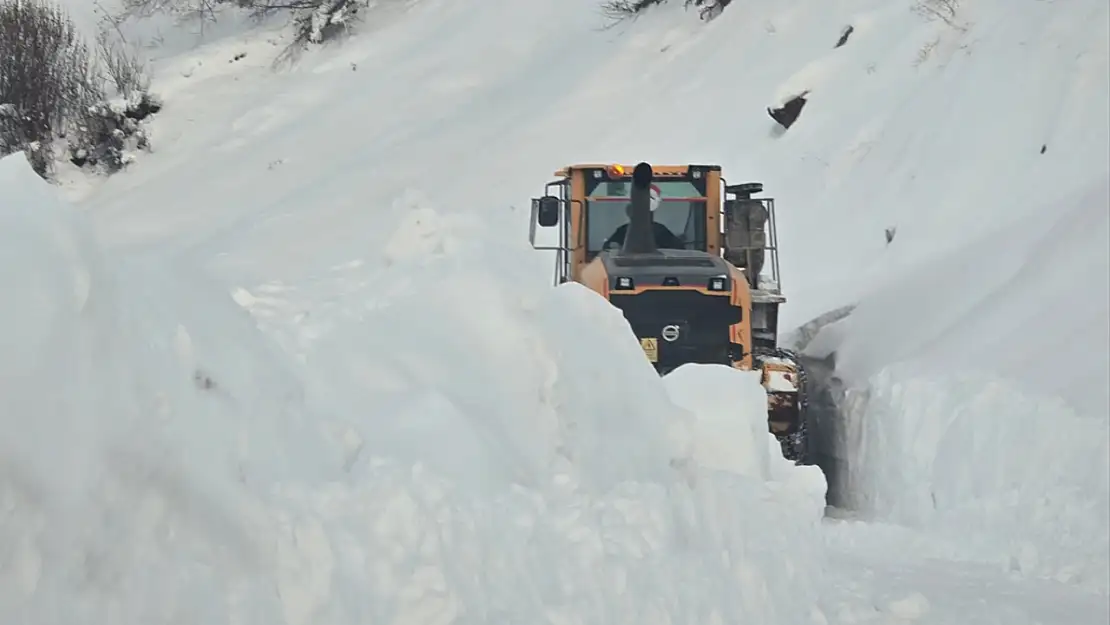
[914, 34, 940, 67]
[118, 0, 372, 49]
[73, 3, 160, 175]
[98, 33, 150, 95]
[912, 0, 966, 31]
[601, 0, 731, 22]
[117, 0, 225, 23]
[0, 0, 160, 179]
[0, 0, 101, 175]
[600, 0, 666, 18]
[93, 1, 151, 96]
[286, 0, 367, 45]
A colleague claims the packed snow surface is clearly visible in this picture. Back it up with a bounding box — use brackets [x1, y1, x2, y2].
[3, 0, 1108, 621]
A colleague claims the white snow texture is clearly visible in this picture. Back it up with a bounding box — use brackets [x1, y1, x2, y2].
[1, 0, 1107, 622]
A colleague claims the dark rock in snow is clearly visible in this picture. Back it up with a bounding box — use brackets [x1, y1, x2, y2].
[835, 25, 854, 48]
[768, 92, 809, 130]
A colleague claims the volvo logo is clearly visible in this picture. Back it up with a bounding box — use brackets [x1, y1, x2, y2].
[661, 325, 681, 342]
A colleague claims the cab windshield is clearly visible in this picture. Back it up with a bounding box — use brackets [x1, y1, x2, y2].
[585, 179, 708, 256]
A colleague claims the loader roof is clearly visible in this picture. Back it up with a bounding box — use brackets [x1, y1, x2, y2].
[554, 164, 722, 177]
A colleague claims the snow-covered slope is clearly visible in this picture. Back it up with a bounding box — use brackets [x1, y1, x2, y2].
[3, 0, 1108, 621]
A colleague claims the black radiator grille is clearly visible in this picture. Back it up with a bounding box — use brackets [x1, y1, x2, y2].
[609, 290, 742, 368]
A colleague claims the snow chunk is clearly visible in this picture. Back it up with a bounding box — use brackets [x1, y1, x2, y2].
[885, 591, 930, 620]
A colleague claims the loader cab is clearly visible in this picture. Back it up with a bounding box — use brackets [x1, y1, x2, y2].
[530, 165, 783, 285]
[529, 164, 724, 285]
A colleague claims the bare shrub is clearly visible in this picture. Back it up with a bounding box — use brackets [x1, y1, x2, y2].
[117, 0, 226, 24]
[600, 0, 666, 19]
[286, 0, 367, 45]
[912, 0, 967, 31]
[601, 0, 731, 22]
[73, 8, 160, 175]
[119, 0, 374, 49]
[914, 34, 940, 67]
[0, 0, 160, 179]
[93, 0, 151, 96]
[0, 0, 101, 175]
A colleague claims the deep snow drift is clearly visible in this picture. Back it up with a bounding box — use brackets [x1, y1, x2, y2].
[1, 153, 827, 623]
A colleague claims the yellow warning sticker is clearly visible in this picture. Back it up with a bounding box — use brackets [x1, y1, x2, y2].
[640, 337, 659, 362]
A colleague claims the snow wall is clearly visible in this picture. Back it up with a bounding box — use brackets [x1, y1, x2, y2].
[819, 175, 1110, 592]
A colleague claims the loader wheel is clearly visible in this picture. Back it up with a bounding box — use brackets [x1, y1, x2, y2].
[777, 422, 810, 465]
[755, 347, 813, 465]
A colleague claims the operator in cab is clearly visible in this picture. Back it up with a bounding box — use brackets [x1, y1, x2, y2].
[601, 202, 685, 251]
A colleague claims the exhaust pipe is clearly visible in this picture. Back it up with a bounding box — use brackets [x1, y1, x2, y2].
[620, 162, 660, 255]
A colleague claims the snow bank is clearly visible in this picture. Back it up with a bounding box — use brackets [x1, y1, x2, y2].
[237, 198, 830, 624]
[2, 164, 829, 623]
[828, 176, 1110, 592]
[837, 368, 1109, 592]
[663, 364, 828, 560]
[0, 152, 338, 623]
[663, 364, 826, 493]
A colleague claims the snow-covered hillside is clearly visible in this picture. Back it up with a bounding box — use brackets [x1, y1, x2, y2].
[2, 0, 1107, 622]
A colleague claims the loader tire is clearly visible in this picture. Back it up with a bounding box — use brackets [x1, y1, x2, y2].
[754, 347, 813, 465]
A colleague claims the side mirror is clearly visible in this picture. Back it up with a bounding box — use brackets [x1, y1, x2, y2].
[534, 195, 560, 227]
